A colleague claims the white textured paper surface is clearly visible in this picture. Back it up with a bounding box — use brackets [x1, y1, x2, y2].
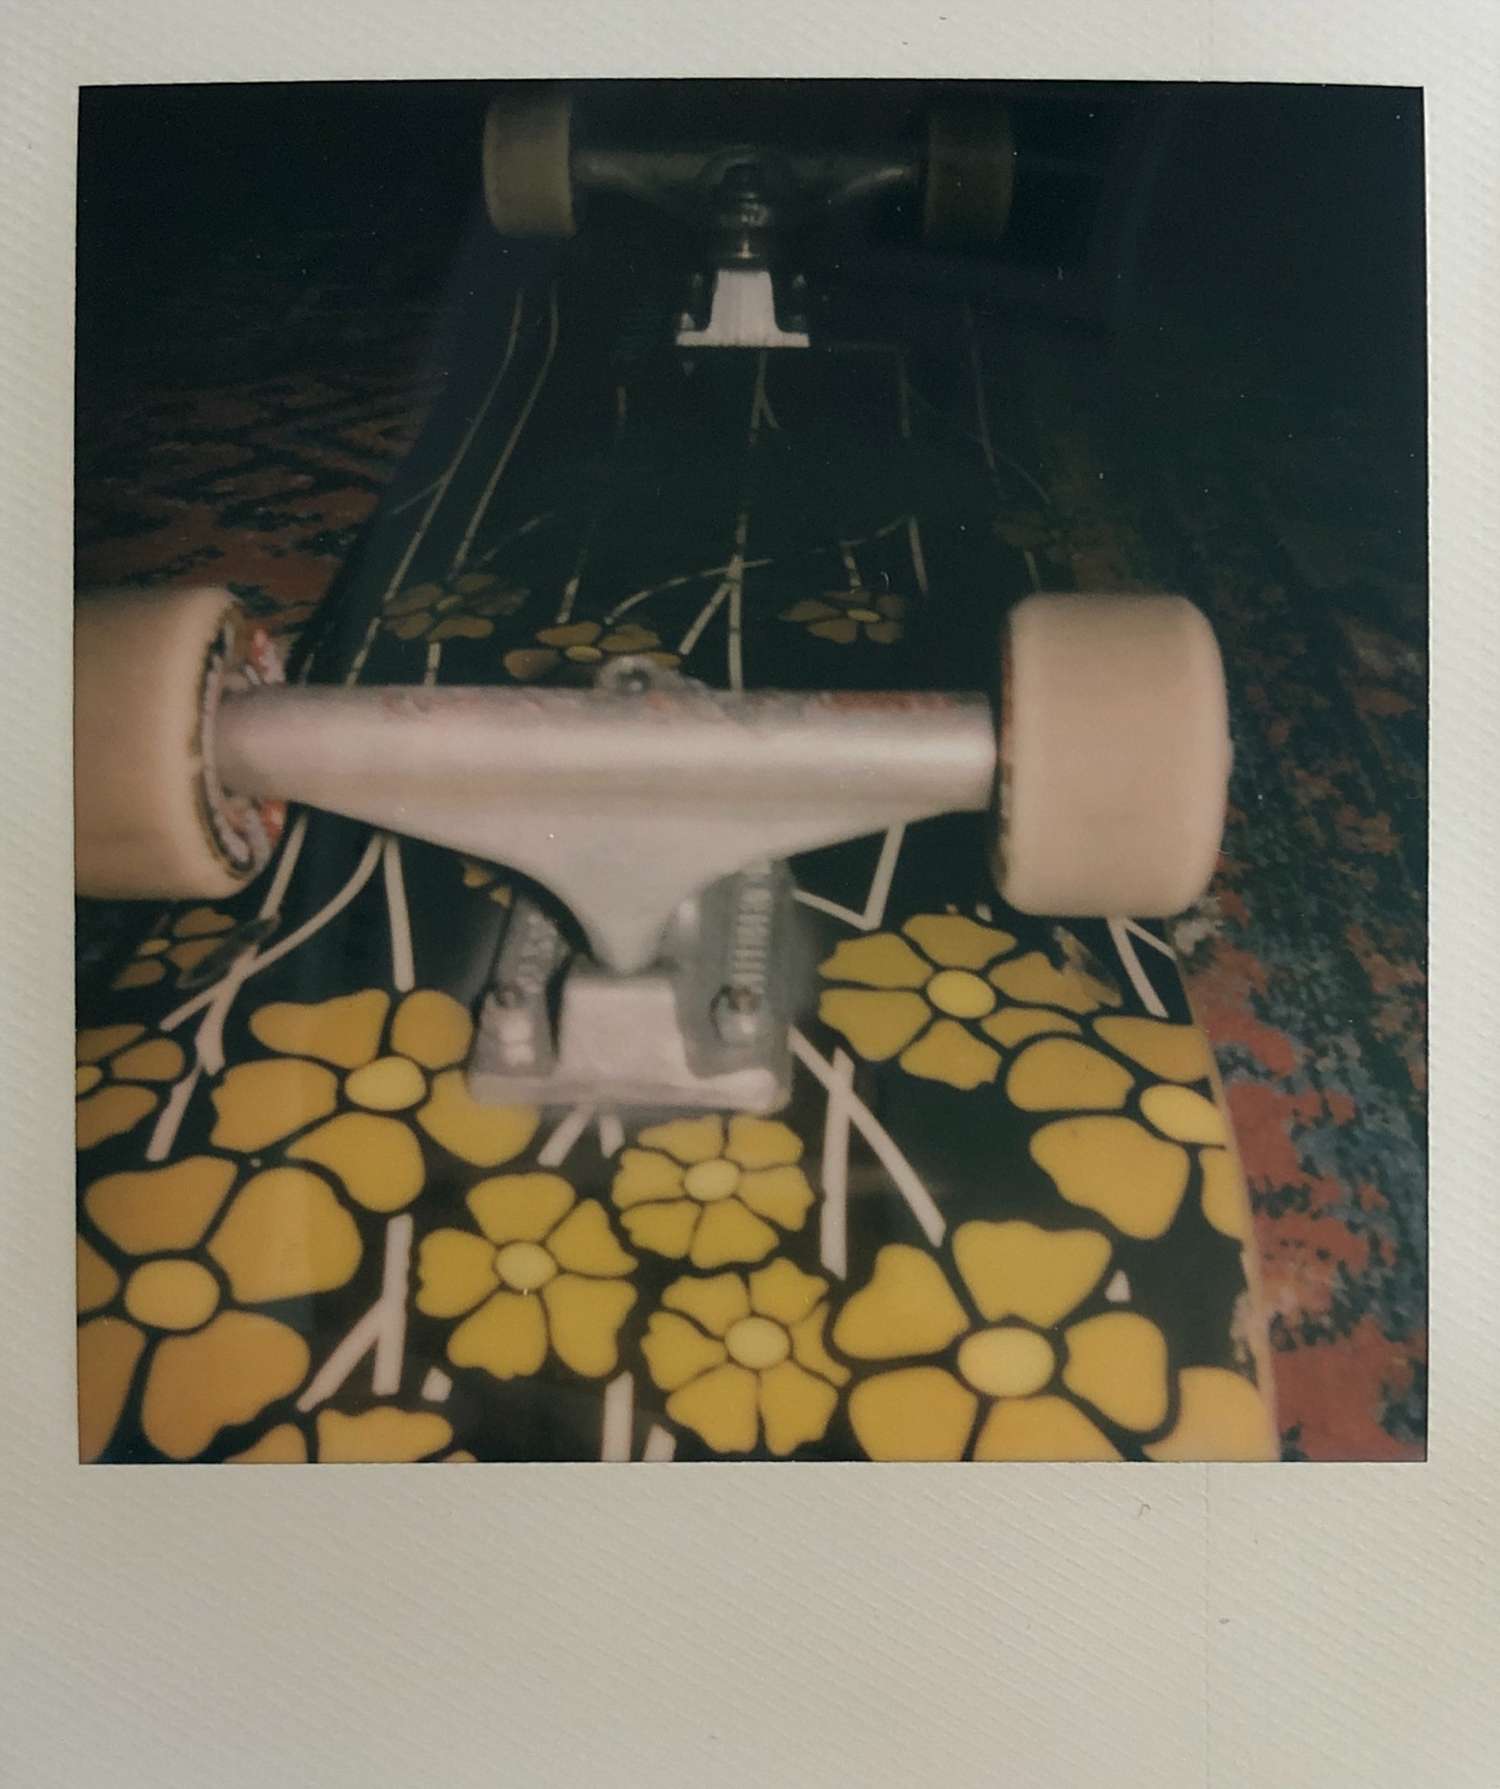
[4, 3, 1494, 1784]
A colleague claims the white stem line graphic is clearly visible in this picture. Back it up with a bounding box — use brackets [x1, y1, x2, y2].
[231, 833, 387, 992]
[345, 615, 382, 684]
[607, 560, 744, 625]
[148, 808, 316, 1158]
[839, 539, 865, 594]
[537, 1103, 595, 1168]
[1105, 1269, 1132, 1304]
[723, 356, 776, 683]
[1106, 917, 1170, 1019]
[422, 641, 442, 686]
[674, 357, 774, 679]
[388, 474, 445, 518]
[344, 290, 528, 690]
[907, 514, 930, 599]
[1121, 916, 1177, 958]
[728, 576, 745, 691]
[421, 1366, 452, 1403]
[146, 1060, 203, 1164]
[1002, 449, 1052, 510]
[792, 820, 905, 934]
[965, 303, 999, 481]
[711, 365, 769, 686]
[750, 350, 781, 433]
[556, 519, 603, 628]
[833, 515, 910, 550]
[862, 822, 905, 931]
[451, 283, 561, 575]
[382, 836, 415, 993]
[262, 811, 311, 920]
[556, 567, 587, 628]
[161, 831, 384, 1037]
[606, 548, 789, 627]
[472, 509, 555, 568]
[596, 1112, 625, 1158]
[557, 389, 631, 623]
[372, 1213, 413, 1394]
[1022, 547, 1042, 593]
[794, 890, 871, 929]
[600, 1372, 635, 1461]
[678, 579, 732, 657]
[790, 1029, 945, 1246]
[297, 1213, 415, 1411]
[818, 1048, 855, 1280]
[964, 301, 1051, 508]
[641, 1425, 676, 1462]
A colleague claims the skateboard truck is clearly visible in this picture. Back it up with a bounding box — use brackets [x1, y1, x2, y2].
[76, 590, 1230, 1116]
[210, 656, 1000, 1113]
[482, 89, 1019, 350]
[673, 155, 811, 349]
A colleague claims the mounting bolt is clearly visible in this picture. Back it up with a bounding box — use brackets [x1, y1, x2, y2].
[485, 982, 536, 1067]
[712, 982, 763, 1044]
[600, 654, 681, 695]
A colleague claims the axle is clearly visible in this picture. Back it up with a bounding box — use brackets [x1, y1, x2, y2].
[214, 679, 998, 974]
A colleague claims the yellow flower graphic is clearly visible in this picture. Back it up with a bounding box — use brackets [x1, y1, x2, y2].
[1011, 1014, 1227, 1241]
[228, 1404, 464, 1464]
[76, 1024, 186, 1150]
[384, 570, 527, 642]
[111, 905, 260, 992]
[833, 1225, 1171, 1460]
[208, 988, 539, 1208]
[503, 621, 680, 682]
[817, 913, 1127, 1092]
[641, 1261, 849, 1455]
[76, 1152, 366, 1459]
[415, 1173, 637, 1382]
[780, 589, 906, 645]
[610, 1114, 816, 1268]
[458, 857, 513, 907]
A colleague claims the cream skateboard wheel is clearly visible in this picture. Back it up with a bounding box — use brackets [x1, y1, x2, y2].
[994, 592, 1231, 916]
[74, 588, 285, 899]
[482, 88, 576, 238]
[923, 103, 1016, 248]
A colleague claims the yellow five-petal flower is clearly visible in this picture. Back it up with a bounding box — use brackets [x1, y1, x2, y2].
[836, 1224, 1182, 1461]
[641, 1260, 848, 1456]
[416, 1173, 637, 1382]
[611, 1114, 817, 1268]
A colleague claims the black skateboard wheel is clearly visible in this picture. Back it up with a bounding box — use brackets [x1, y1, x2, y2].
[482, 88, 576, 238]
[923, 103, 1017, 249]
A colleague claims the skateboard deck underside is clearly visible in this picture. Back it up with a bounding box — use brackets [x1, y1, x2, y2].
[75, 264, 1277, 1463]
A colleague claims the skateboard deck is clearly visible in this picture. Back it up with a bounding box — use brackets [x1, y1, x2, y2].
[74, 245, 1278, 1464]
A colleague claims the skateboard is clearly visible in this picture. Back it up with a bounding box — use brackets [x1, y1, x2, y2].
[73, 86, 1278, 1464]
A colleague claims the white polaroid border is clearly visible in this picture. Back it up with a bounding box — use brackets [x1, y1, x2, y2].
[3, 3, 1491, 1784]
